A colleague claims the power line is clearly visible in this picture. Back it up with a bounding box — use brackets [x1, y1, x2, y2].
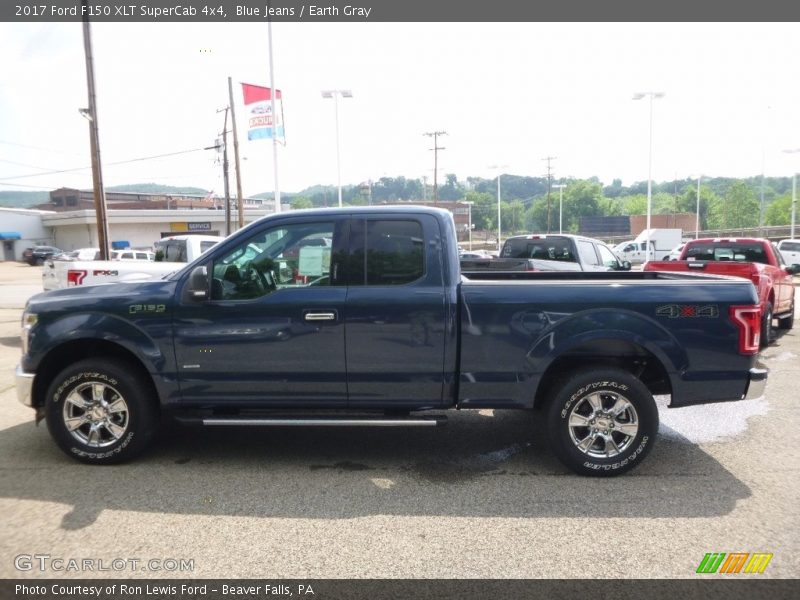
[0, 147, 208, 182]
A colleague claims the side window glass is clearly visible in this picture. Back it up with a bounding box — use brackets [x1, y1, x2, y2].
[211, 221, 334, 301]
[577, 240, 599, 266]
[596, 243, 619, 268]
[364, 220, 424, 286]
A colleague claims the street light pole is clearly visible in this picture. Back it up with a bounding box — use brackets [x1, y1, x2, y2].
[322, 89, 353, 207]
[633, 91, 665, 262]
[695, 174, 701, 239]
[553, 184, 566, 233]
[489, 164, 509, 252]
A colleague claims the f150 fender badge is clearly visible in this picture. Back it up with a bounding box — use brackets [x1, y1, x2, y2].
[656, 304, 719, 318]
[129, 304, 166, 314]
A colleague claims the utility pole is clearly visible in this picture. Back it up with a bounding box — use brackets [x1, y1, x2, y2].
[542, 156, 557, 233]
[424, 131, 447, 203]
[81, 2, 110, 260]
[217, 107, 231, 236]
[228, 77, 245, 229]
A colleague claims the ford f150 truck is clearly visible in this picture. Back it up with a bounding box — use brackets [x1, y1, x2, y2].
[460, 233, 631, 273]
[644, 237, 798, 346]
[16, 207, 767, 476]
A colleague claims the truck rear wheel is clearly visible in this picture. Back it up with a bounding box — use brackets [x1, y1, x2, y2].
[546, 368, 658, 477]
[45, 359, 158, 464]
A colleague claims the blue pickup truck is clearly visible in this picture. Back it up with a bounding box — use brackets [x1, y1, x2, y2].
[16, 207, 767, 476]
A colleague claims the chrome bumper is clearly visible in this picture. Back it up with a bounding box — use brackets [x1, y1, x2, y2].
[743, 367, 768, 400]
[15, 365, 35, 407]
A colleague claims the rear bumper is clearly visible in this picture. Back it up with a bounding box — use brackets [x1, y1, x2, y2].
[743, 366, 768, 400]
[15, 365, 35, 408]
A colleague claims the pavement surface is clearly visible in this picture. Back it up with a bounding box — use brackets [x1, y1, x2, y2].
[0, 262, 798, 579]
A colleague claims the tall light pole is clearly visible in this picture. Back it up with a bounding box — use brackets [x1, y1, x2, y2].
[552, 184, 566, 234]
[466, 201, 473, 250]
[692, 173, 702, 239]
[633, 91, 665, 262]
[784, 149, 800, 239]
[489, 164, 509, 252]
[321, 89, 353, 207]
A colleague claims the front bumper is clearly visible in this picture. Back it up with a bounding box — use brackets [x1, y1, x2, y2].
[15, 365, 35, 407]
[743, 366, 768, 400]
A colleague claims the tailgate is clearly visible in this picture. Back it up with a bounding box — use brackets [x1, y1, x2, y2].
[645, 260, 758, 280]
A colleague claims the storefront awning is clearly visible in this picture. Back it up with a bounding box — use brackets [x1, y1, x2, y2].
[0, 232, 21, 240]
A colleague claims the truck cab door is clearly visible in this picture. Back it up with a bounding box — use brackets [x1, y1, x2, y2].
[344, 215, 448, 408]
[173, 217, 349, 407]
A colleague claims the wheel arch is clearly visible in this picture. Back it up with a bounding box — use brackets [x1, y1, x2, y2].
[32, 339, 161, 410]
[532, 336, 673, 410]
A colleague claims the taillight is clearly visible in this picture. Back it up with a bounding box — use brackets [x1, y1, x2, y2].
[67, 270, 87, 286]
[729, 305, 761, 355]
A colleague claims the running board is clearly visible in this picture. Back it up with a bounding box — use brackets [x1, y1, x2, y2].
[201, 416, 445, 427]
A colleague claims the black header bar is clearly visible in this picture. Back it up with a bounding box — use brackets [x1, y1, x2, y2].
[2, 0, 800, 23]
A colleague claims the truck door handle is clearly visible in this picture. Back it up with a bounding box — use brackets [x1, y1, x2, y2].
[304, 312, 336, 321]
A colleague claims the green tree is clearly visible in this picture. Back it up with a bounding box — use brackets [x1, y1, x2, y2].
[290, 196, 313, 209]
[764, 193, 792, 226]
[707, 181, 759, 229]
[465, 191, 496, 230]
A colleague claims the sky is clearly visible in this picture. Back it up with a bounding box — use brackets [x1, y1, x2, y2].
[0, 22, 799, 199]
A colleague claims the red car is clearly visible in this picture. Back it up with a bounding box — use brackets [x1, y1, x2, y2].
[644, 238, 798, 346]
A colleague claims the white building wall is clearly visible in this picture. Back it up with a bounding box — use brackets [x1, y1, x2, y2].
[42, 209, 272, 252]
[0, 208, 55, 261]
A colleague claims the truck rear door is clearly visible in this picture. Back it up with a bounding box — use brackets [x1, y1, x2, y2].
[344, 215, 448, 408]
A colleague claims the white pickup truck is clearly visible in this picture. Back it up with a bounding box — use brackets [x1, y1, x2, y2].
[42, 235, 223, 290]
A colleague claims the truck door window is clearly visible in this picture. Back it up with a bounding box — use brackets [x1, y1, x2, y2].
[211, 221, 335, 300]
[596, 243, 620, 268]
[577, 240, 600, 266]
[350, 220, 425, 285]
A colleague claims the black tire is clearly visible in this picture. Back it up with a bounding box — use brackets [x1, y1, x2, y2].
[45, 358, 159, 464]
[35, 257, 44, 266]
[777, 301, 794, 331]
[546, 368, 658, 477]
[760, 302, 773, 347]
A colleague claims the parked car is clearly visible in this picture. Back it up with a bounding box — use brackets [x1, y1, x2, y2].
[777, 239, 800, 266]
[645, 237, 798, 346]
[17, 207, 766, 476]
[461, 234, 630, 272]
[23, 245, 61, 266]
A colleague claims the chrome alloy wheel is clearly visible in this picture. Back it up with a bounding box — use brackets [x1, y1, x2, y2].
[61, 382, 130, 448]
[567, 390, 639, 458]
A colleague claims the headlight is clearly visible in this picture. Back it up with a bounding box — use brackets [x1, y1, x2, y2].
[21, 311, 37, 355]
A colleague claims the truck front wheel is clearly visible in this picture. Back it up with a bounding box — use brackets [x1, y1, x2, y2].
[45, 359, 158, 464]
[546, 368, 658, 477]
[761, 302, 773, 347]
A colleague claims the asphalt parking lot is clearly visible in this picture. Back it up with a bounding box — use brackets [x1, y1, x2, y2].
[0, 261, 797, 579]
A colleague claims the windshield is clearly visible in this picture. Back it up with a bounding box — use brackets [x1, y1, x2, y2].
[501, 237, 576, 262]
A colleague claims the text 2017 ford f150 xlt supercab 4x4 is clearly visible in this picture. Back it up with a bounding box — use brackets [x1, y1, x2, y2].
[16, 207, 767, 476]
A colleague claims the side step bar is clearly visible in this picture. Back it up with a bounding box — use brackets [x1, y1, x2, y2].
[201, 416, 446, 427]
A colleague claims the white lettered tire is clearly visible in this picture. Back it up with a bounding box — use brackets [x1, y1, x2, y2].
[546, 368, 658, 477]
[45, 359, 158, 464]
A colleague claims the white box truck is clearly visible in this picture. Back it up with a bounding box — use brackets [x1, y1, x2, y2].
[615, 229, 683, 264]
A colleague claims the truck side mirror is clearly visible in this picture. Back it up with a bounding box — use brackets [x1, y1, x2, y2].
[187, 266, 209, 300]
[787, 264, 800, 275]
[620, 260, 632, 271]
